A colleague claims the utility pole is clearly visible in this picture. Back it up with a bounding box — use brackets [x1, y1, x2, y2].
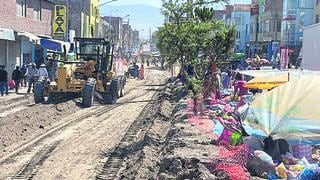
[149, 27, 151, 42]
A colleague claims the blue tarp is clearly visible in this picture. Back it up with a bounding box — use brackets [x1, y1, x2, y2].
[40, 38, 62, 52]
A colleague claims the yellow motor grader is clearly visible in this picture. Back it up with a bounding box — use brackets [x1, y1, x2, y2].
[34, 38, 126, 107]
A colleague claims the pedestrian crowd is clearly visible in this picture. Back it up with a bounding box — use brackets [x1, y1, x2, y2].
[0, 63, 49, 96]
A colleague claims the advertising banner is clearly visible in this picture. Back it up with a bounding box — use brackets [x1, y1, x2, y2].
[53, 5, 67, 40]
[281, 48, 288, 69]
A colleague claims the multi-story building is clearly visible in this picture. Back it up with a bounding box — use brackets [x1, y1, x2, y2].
[249, 0, 259, 58]
[314, 0, 320, 24]
[122, 23, 132, 54]
[0, 0, 55, 74]
[132, 30, 140, 51]
[225, 5, 234, 26]
[90, 0, 99, 38]
[213, 10, 225, 20]
[55, 0, 99, 40]
[97, 16, 111, 38]
[281, 0, 313, 65]
[103, 16, 123, 49]
[256, 0, 283, 62]
[227, 4, 251, 54]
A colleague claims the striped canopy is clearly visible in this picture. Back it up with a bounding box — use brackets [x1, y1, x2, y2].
[244, 75, 320, 144]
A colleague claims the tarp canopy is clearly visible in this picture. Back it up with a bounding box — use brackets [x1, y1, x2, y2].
[40, 38, 70, 52]
[244, 73, 290, 89]
[243, 75, 320, 144]
[238, 69, 320, 78]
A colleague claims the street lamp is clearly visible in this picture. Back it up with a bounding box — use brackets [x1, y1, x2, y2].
[95, 0, 117, 37]
[98, 0, 117, 7]
[122, 15, 130, 20]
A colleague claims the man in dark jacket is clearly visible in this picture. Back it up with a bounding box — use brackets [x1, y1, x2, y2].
[21, 63, 27, 87]
[12, 65, 24, 93]
[0, 65, 8, 96]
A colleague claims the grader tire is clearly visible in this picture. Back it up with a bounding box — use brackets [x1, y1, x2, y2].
[103, 78, 119, 104]
[34, 81, 45, 104]
[120, 76, 125, 97]
[82, 80, 96, 107]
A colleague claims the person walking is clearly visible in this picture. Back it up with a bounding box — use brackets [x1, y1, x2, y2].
[12, 65, 24, 93]
[21, 63, 27, 87]
[48, 55, 57, 81]
[139, 64, 145, 80]
[0, 65, 8, 96]
[25, 63, 39, 93]
[39, 64, 48, 78]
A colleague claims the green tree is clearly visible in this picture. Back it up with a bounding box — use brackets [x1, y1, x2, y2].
[157, 0, 235, 113]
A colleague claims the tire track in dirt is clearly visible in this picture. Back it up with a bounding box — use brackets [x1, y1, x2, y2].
[0, 76, 144, 159]
[96, 86, 164, 179]
[0, 68, 169, 179]
[11, 141, 61, 180]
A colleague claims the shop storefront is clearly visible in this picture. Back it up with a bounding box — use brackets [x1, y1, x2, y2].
[0, 28, 20, 76]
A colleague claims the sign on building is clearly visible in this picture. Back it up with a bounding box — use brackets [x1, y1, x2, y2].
[53, 5, 67, 40]
[280, 48, 288, 69]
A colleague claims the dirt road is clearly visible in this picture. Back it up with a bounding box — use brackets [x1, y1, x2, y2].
[0, 67, 169, 180]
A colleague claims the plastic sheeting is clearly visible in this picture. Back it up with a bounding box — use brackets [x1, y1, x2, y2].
[244, 75, 320, 144]
[238, 69, 320, 78]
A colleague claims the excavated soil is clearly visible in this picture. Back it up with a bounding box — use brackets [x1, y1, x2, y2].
[0, 67, 171, 179]
[0, 100, 81, 152]
[116, 81, 220, 179]
[0, 69, 220, 179]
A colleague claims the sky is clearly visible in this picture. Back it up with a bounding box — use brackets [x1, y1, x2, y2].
[100, 0, 252, 38]
[102, 0, 252, 9]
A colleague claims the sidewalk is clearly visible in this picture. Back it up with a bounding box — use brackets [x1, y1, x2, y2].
[0, 86, 30, 103]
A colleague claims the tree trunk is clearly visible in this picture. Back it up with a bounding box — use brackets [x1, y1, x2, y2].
[193, 96, 198, 114]
[202, 63, 219, 100]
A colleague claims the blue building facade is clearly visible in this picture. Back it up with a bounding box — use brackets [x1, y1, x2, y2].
[281, 0, 314, 64]
[232, 10, 251, 54]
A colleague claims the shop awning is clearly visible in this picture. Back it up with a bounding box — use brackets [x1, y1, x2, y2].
[244, 74, 290, 89]
[40, 38, 70, 52]
[18, 31, 41, 44]
[0, 28, 15, 41]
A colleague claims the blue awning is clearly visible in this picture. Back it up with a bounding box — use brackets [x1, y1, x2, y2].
[40, 38, 70, 52]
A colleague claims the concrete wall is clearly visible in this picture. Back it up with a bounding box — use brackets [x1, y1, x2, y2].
[314, 0, 320, 24]
[0, 40, 6, 66]
[7, 39, 21, 75]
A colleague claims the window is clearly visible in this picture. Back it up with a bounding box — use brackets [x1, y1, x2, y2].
[245, 24, 248, 35]
[317, 0, 320, 6]
[316, 15, 320, 24]
[16, 0, 26, 17]
[250, 23, 254, 33]
[277, 21, 281, 32]
[237, 31, 241, 39]
[32, 0, 41, 20]
[299, 0, 306, 8]
[235, 17, 241, 25]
